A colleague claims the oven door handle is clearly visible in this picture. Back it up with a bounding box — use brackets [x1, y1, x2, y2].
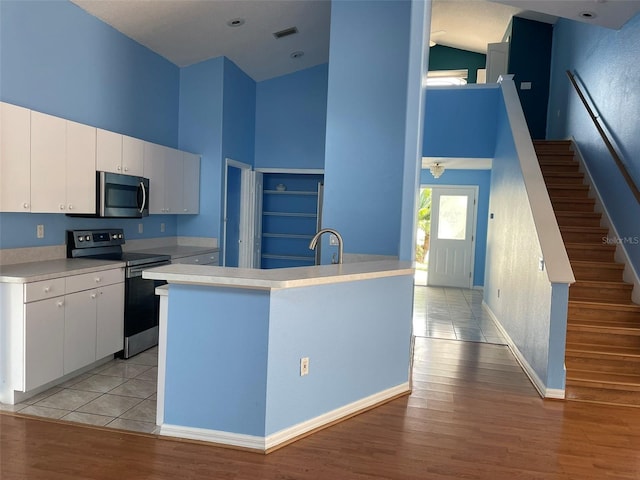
[127, 261, 170, 279]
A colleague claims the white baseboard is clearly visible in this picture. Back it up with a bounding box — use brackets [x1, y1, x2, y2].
[482, 302, 565, 400]
[160, 382, 410, 452]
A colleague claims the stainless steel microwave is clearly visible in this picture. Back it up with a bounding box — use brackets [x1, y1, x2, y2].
[98, 171, 149, 218]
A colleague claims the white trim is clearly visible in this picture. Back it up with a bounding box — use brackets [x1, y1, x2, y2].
[264, 382, 410, 450]
[159, 382, 410, 452]
[222, 158, 252, 267]
[570, 139, 640, 303]
[254, 168, 324, 174]
[426, 83, 500, 90]
[482, 301, 565, 400]
[422, 157, 492, 170]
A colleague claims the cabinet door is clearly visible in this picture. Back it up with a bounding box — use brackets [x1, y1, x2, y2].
[66, 120, 96, 214]
[96, 129, 123, 174]
[0, 103, 31, 212]
[122, 135, 144, 176]
[164, 147, 183, 214]
[24, 297, 65, 391]
[182, 152, 200, 214]
[96, 283, 124, 359]
[63, 290, 97, 374]
[31, 111, 67, 213]
[143, 142, 166, 214]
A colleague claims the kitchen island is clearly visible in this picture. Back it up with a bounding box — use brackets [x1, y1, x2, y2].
[143, 260, 414, 453]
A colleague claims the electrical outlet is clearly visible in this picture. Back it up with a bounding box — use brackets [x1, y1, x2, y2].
[300, 357, 309, 376]
[539, 257, 545, 271]
[497, 288, 500, 298]
[138, 223, 143, 234]
[329, 234, 338, 246]
[161, 223, 165, 233]
[36, 224, 45, 239]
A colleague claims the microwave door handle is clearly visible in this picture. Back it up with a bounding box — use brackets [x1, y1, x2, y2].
[138, 181, 147, 213]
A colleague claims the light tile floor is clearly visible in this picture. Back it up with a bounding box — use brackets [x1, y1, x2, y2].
[0, 347, 159, 433]
[413, 286, 507, 344]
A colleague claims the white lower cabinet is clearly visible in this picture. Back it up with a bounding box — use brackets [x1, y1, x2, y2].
[96, 283, 124, 359]
[18, 268, 124, 393]
[24, 297, 65, 391]
[172, 251, 219, 266]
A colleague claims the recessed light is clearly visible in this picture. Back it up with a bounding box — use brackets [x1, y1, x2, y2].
[290, 51, 304, 59]
[226, 18, 245, 27]
[579, 11, 597, 19]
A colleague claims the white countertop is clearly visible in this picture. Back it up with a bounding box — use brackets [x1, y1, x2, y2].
[142, 260, 414, 290]
[129, 245, 219, 259]
[0, 259, 125, 283]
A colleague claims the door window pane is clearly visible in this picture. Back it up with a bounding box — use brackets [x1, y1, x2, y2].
[437, 195, 467, 240]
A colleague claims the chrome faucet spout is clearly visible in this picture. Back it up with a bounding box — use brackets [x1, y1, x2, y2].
[308, 228, 344, 264]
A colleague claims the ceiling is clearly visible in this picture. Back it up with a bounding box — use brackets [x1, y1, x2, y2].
[71, 0, 640, 82]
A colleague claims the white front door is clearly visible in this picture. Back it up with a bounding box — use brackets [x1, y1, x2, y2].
[427, 186, 477, 288]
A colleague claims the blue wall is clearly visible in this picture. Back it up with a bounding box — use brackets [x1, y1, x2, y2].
[428, 45, 486, 84]
[547, 15, 640, 274]
[254, 64, 328, 170]
[420, 169, 490, 287]
[323, 0, 412, 257]
[423, 86, 499, 158]
[0, 0, 180, 249]
[508, 17, 553, 140]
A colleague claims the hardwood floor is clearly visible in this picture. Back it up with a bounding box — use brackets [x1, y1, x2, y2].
[3, 337, 640, 479]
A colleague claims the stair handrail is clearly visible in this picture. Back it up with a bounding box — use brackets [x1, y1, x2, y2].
[566, 70, 640, 204]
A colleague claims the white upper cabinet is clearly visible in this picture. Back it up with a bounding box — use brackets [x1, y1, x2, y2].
[144, 143, 200, 214]
[31, 112, 96, 214]
[0, 102, 31, 212]
[143, 141, 167, 214]
[30, 111, 67, 213]
[163, 147, 183, 214]
[98, 129, 144, 176]
[182, 152, 200, 214]
[66, 120, 96, 214]
[122, 135, 144, 176]
[96, 129, 122, 174]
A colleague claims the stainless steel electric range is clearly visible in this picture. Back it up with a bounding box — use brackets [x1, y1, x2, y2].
[67, 228, 171, 358]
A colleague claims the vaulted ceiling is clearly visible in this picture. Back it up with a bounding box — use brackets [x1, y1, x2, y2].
[71, 0, 640, 81]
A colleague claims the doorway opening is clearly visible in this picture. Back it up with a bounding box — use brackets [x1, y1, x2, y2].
[415, 187, 432, 286]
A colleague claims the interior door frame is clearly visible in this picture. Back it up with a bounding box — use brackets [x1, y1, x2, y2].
[222, 158, 252, 267]
[425, 184, 478, 289]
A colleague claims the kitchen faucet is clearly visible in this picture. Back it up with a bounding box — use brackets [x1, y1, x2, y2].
[309, 228, 344, 264]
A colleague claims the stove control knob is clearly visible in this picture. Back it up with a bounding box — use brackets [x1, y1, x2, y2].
[118, 234, 123, 239]
[85, 235, 91, 241]
[112, 233, 117, 239]
[78, 236, 84, 242]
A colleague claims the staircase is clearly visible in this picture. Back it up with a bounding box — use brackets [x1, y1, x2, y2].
[534, 140, 640, 407]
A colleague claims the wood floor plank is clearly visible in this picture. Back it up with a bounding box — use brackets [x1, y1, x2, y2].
[3, 337, 640, 479]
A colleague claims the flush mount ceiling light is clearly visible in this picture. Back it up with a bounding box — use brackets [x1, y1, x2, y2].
[290, 50, 304, 59]
[226, 18, 245, 27]
[430, 163, 445, 179]
[579, 11, 597, 19]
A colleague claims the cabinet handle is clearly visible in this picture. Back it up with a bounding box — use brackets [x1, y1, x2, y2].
[23, 202, 29, 209]
[59, 204, 65, 210]
[90, 293, 97, 299]
[124, 166, 129, 172]
[194, 259, 199, 263]
[56, 301, 64, 308]
[68, 204, 73, 210]
[117, 165, 122, 171]
[43, 286, 51, 293]
[184, 208, 188, 212]
[95, 277, 102, 283]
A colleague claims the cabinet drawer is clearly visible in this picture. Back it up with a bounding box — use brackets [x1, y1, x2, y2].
[173, 252, 219, 265]
[24, 278, 66, 303]
[66, 268, 124, 293]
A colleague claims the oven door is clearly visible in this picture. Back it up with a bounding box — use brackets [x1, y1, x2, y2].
[123, 260, 169, 358]
[99, 171, 149, 218]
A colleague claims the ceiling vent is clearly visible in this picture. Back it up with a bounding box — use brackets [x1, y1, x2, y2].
[273, 27, 299, 39]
